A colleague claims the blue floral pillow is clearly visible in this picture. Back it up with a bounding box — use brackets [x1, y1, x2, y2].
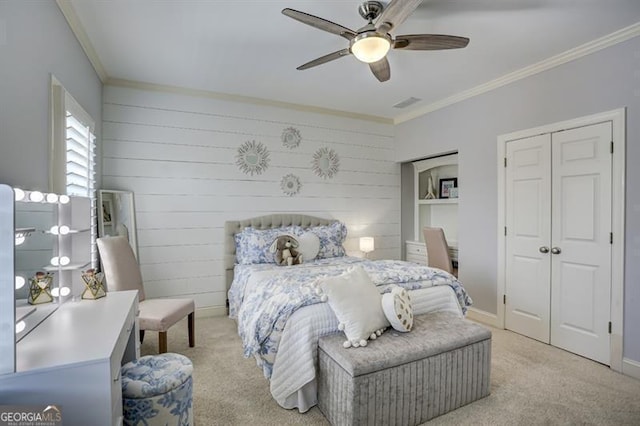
[306, 221, 347, 259]
[235, 226, 303, 265]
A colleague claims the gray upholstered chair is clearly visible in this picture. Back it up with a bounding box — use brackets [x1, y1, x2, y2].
[97, 236, 195, 353]
[422, 227, 457, 276]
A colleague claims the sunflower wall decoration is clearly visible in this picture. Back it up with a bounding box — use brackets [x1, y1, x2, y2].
[236, 140, 270, 176]
[280, 174, 302, 196]
[281, 127, 302, 149]
[312, 147, 340, 179]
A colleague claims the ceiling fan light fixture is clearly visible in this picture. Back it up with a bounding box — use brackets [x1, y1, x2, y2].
[351, 32, 391, 63]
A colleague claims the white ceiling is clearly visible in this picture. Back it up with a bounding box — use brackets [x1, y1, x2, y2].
[67, 0, 640, 121]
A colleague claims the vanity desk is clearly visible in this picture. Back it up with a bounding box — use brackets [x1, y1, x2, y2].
[0, 291, 139, 426]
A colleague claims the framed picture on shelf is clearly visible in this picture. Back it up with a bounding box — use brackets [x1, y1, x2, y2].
[439, 178, 458, 199]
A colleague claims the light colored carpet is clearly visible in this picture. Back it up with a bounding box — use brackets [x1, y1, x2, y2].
[140, 316, 640, 425]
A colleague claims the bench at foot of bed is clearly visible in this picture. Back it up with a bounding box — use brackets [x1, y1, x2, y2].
[317, 311, 491, 425]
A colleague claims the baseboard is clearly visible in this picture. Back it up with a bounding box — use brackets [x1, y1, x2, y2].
[622, 358, 640, 380]
[195, 306, 227, 318]
[466, 307, 499, 328]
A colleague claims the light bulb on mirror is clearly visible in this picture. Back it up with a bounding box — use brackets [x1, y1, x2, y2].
[14, 188, 25, 201]
[51, 287, 70, 298]
[59, 195, 70, 204]
[45, 193, 59, 203]
[15, 276, 25, 290]
[59, 225, 70, 235]
[50, 226, 59, 235]
[15, 235, 26, 245]
[29, 191, 44, 202]
[16, 321, 26, 334]
[59, 256, 70, 266]
[50, 256, 60, 266]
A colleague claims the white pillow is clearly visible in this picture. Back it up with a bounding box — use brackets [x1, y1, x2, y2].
[319, 265, 389, 348]
[297, 232, 320, 262]
[382, 285, 413, 332]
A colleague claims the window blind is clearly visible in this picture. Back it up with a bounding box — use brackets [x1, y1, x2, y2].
[64, 100, 97, 268]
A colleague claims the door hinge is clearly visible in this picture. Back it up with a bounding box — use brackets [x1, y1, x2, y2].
[608, 321, 612, 334]
[504, 157, 507, 167]
[503, 294, 506, 305]
[504, 226, 507, 236]
[611, 141, 614, 154]
[610, 232, 613, 244]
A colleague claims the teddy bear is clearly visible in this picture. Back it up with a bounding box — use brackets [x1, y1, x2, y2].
[269, 234, 303, 266]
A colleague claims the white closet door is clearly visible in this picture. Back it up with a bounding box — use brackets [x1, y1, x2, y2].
[550, 122, 612, 365]
[505, 134, 552, 343]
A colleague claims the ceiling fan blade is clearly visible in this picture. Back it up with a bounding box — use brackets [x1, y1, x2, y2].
[376, 0, 424, 33]
[297, 49, 352, 70]
[394, 34, 470, 50]
[369, 57, 391, 82]
[282, 8, 356, 40]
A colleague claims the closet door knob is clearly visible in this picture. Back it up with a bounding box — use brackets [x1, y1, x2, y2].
[551, 247, 561, 255]
[539, 246, 549, 254]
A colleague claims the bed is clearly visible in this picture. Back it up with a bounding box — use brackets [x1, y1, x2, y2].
[224, 214, 472, 413]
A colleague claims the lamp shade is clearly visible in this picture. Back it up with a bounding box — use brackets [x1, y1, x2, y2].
[359, 237, 375, 253]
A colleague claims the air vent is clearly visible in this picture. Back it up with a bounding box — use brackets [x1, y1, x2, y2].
[393, 97, 422, 109]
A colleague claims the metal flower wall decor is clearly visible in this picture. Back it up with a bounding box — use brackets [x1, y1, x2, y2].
[281, 127, 302, 149]
[312, 147, 340, 179]
[236, 140, 270, 175]
[280, 174, 302, 196]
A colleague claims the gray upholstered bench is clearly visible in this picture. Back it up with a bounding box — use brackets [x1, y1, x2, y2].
[317, 311, 491, 425]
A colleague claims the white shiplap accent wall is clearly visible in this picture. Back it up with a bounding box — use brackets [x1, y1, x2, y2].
[102, 85, 398, 309]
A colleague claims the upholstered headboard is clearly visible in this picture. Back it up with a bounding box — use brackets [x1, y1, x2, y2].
[223, 214, 338, 302]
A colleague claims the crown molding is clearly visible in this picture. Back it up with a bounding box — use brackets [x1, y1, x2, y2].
[56, 0, 108, 82]
[105, 78, 394, 124]
[394, 22, 640, 124]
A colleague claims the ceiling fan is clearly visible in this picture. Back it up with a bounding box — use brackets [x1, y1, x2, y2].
[282, 0, 469, 82]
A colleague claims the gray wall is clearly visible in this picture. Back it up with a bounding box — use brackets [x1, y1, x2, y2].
[0, 1, 102, 191]
[396, 37, 640, 362]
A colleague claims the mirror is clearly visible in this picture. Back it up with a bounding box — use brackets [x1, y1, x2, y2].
[98, 190, 138, 259]
[14, 201, 57, 301]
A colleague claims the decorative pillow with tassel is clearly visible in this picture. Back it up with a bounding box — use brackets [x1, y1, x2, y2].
[316, 265, 388, 348]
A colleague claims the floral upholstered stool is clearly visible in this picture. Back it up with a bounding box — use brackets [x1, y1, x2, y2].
[121, 353, 194, 426]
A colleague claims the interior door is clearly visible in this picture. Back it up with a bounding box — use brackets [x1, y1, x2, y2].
[505, 134, 552, 343]
[550, 122, 612, 365]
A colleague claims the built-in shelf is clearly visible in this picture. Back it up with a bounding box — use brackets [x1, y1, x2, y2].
[44, 228, 90, 235]
[42, 261, 91, 272]
[412, 153, 459, 255]
[418, 199, 459, 205]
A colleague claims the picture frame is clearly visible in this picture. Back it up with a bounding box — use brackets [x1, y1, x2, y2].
[439, 178, 458, 199]
[101, 199, 113, 225]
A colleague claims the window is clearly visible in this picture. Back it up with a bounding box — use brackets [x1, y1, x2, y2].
[64, 97, 96, 197]
[50, 75, 98, 268]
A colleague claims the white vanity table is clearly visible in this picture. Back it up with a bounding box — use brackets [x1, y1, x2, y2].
[0, 184, 140, 426]
[0, 290, 139, 426]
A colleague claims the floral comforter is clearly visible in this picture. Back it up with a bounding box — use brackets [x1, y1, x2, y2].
[228, 256, 472, 379]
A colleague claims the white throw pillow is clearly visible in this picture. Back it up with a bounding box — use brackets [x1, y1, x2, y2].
[319, 265, 389, 348]
[296, 232, 320, 262]
[382, 285, 413, 332]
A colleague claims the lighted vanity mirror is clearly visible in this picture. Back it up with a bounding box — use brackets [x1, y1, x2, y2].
[98, 190, 138, 259]
[12, 190, 73, 342]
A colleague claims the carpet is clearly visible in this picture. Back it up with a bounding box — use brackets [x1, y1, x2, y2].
[140, 315, 640, 425]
